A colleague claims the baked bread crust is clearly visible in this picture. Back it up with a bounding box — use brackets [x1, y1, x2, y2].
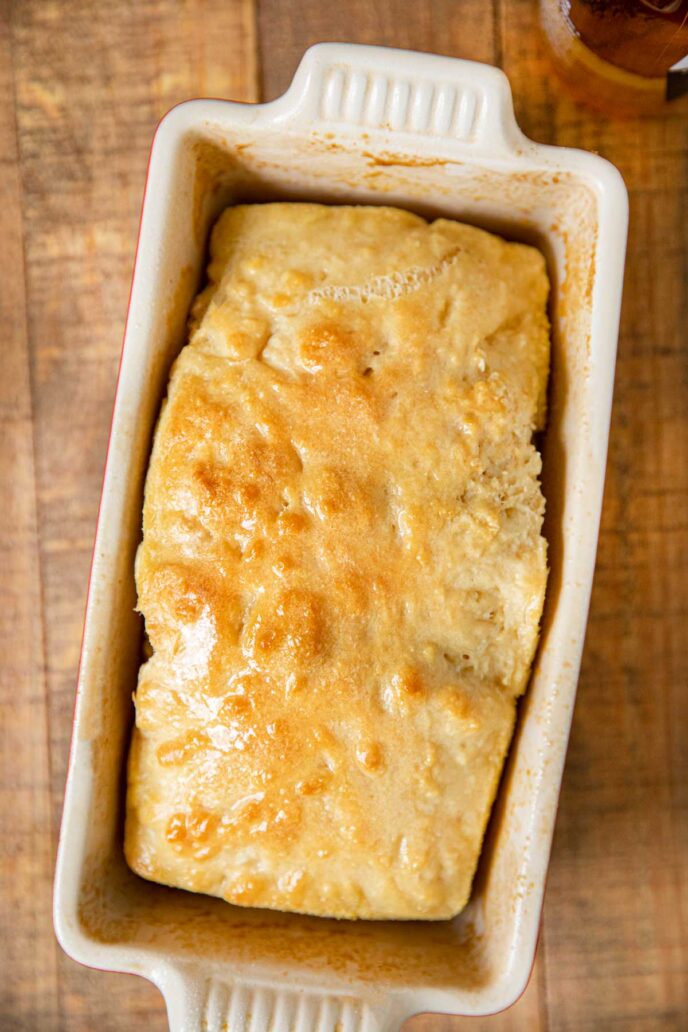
[125, 203, 549, 920]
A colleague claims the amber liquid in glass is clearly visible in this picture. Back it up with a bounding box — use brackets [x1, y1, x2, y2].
[541, 0, 688, 114]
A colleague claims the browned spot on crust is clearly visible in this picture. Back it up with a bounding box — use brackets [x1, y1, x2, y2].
[357, 741, 386, 775]
[394, 667, 426, 699]
[299, 321, 357, 373]
[243, 588, 326, 661]
[157, 730, 211, 767]
[166, 808, 219, 860]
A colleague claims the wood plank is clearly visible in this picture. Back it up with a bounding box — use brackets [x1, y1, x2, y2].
[499, 2, 688, 1029]
[0, 5, 60, 1028]
[10, 1, 257, 1028]
[257, 0, 497, 100]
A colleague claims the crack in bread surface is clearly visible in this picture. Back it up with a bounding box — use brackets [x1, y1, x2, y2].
[125, 203, 550, 921]
[306, 246, 464, 305]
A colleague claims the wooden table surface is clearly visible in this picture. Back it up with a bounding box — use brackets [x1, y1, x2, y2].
[2, 1, 686, 1029]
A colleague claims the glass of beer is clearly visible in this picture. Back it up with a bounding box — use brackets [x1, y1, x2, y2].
[540, 0, 688, 115]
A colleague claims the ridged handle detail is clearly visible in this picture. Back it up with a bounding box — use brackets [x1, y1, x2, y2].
[163, 971, 401, 1032]
[320, 65, 479, 140]
[274, 43, 521, 153]
[203, 980, 380, 1031]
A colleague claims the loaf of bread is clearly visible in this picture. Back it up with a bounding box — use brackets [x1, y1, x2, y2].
[125, 203, 549, 920]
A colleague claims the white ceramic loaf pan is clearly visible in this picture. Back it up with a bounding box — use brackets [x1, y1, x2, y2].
[54, 43, 628, 1031]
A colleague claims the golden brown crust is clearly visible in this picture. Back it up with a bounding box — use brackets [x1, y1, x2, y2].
[125, 203, 550, 920]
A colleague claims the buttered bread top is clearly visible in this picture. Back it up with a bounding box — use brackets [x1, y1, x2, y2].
[125, 203, 550, 920]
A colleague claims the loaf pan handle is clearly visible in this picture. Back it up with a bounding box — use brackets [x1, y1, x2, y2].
[270, 42, 525, 155]
[161, 965, 407, 1032]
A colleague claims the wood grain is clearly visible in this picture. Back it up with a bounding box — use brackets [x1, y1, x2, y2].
[1, 0, 686, 1028]
[498, 3, 688, 1029]
[0, 10, 60, 1030]
[4, 0, 256, 1027]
